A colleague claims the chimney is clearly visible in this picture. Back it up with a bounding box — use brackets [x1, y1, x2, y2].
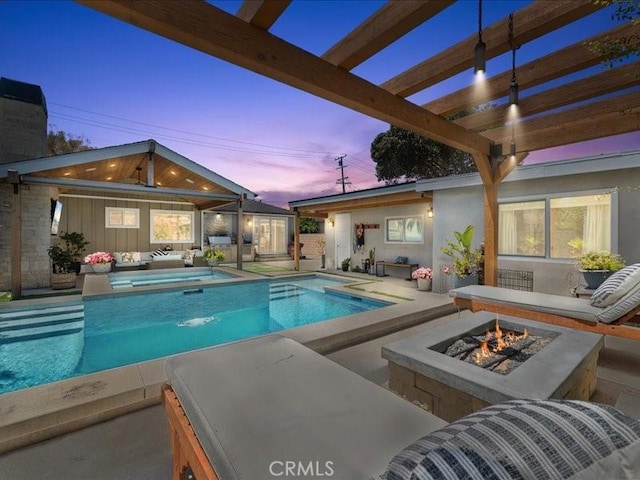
[0, 77, 48, 164]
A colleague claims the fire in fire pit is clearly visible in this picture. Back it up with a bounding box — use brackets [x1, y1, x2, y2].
[444, 319, 552, 375]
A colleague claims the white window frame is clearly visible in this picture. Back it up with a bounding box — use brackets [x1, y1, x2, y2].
[498, 189, 618, 261]
[384, 215, 424, 244]
[105, 207, 139, 229]
[150, 209, 195, 244]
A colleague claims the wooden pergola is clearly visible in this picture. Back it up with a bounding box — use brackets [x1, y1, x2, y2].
[78, 0, 639, 284]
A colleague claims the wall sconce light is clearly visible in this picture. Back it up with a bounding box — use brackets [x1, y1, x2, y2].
[328, 218, 335, 227]
[247, 219, 253, 227]
[215, 213, 221, 220]
[474, 0, 486, 76]
[428, 205, 434, 218]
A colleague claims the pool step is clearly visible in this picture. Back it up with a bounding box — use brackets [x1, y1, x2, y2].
[269, 284, 306, 301]
[0, 305, 84, 344]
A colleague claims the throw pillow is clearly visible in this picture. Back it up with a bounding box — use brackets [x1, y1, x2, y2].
[183, 249, 195, 266]
[590, 263, 640, 308]
[385, 399, 640, 480]
[121, 252, 135, 263]
[151, 249, 168, 258]
[114, 252, 124, 264]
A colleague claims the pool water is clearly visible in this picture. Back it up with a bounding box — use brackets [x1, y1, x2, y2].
[109, 267, 234, 288]
[0, 276, 388, 394]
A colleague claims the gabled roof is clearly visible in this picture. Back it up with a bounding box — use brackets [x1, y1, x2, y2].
[0, 139, 255, 209]
[212, 198, 294, 216]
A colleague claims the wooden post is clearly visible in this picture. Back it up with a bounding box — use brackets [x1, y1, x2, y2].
[11, 183, 22, 299]
[294, 209, 300, 271]
[483, 183, 498, 286]
[236, 196, 244, 271]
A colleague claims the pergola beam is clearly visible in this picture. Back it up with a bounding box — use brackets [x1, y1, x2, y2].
[78, 0, 491, 156]
[485, 90, 640, 152]
[236, 0, 291, 29]
[381, 0, 601, 97]
[322, 0, 454, 70]
[424, 22, 638, 116]
[456, 62, 640, 132]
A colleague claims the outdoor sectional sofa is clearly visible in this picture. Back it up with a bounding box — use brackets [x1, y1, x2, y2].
[112, 249, 205, 270]
[163, 334, 640, 480]
[449, 263, 640, 341]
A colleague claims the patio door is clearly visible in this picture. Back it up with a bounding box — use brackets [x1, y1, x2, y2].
[254, 217, 287, 255]
[335, 213, 351, 269]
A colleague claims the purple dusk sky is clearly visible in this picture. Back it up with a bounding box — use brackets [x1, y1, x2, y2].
[2, 1, 638, 207]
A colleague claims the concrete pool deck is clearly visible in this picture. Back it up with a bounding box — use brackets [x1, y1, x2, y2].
[0, 268, 455, 453]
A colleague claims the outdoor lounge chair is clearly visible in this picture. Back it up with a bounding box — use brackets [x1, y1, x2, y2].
[449, 265, 640, 341]
[163, 335, 640, 480]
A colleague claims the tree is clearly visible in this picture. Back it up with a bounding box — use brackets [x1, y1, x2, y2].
[586, 0, 639, 68]
[370, 126, 476, 183]
[299, 217, 319, 233]
[47, 129, 94, 155]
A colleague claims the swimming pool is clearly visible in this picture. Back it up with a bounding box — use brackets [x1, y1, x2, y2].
[109, 267, 234, 288]
[0, 276, 388, 395]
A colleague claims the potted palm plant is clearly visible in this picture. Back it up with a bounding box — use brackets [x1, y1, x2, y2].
[441, 225, 483, 288]
[341, 257, 351, 272]
[576, 251, 625, 289]
[59, 231, 90, 274]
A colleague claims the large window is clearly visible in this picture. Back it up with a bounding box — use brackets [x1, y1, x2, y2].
[499, 192, 613, 259]
[150, 209, 194, 243]
[385, 216, 424, 244]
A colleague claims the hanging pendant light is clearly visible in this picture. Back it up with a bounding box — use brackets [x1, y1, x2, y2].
[474, 0, 486, 75]
[508, 13, 519, 105]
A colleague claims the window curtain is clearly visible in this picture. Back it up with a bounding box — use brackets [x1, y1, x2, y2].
[499, 210, 518, 254]
[583, 205, 610, 252]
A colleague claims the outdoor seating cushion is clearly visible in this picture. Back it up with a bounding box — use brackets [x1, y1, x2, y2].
[450, 285, 603, 325]
[165, 334, 447, 480]
[451, 285, 640, 325]
[386, 399, 640, 480]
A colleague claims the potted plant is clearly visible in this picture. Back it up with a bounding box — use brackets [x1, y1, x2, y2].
[47, 243, 76, 289]
[412, 267, 433, 291]
[59, 231, 90, 274]
[341, 257, 351, 272]
[576, 251, 625, 289]
[204, 247, 225, 266]
[441, 225, 483, 288]
[84, 251, 115, 273]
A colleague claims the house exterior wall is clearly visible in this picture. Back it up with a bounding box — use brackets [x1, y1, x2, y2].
[325, 203, 433, 277]
[57, 194, 201, 254]
[431, 166, 640, 295]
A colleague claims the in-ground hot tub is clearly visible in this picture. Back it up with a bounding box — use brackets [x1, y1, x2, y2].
[382, 311, 604, 422]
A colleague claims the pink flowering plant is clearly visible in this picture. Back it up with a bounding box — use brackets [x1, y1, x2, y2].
[412, 267, 433, 280]
[84, 251, 115, 265]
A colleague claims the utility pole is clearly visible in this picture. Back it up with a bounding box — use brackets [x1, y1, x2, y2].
[335, 154, 351, 193]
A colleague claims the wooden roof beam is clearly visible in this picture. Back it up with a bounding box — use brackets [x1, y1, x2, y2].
[322, 0, 454, 70]
[236, 0, 291, 29]
[486, 91, 640, 152]
[381, 0, 601, 97]
[78, 0, 491, 156]
[456, 61, 640, 131]
[424, 22, 638, 116]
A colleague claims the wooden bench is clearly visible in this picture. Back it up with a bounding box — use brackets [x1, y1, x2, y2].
[376, 261, 419, 280]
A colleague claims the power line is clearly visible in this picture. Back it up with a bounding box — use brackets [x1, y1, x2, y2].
[335, 154, 351, 194]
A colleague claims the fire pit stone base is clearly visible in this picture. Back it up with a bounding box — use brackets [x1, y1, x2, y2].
[383, 312, 603, 422]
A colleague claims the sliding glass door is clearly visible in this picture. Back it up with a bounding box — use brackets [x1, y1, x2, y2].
[254, 217, 287, 255]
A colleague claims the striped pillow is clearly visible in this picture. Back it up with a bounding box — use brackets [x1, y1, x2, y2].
[385, 399, 640, 480]
[151, 249, 168, 258]
[590, 263, 640, 308]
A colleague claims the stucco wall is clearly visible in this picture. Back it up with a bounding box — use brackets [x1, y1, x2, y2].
[431, 166, 640, 295]
[325, 203, 433, 277]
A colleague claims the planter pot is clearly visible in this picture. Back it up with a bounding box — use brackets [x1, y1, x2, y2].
[453, 272, 478, 289]
[92, 263, 112, 273]
[207, 259, 219, 267]
[368, 265, 377, 275]
[580, 270, 612, 289]
[416, 278, 432, 291]
[51, 272, 77, 290]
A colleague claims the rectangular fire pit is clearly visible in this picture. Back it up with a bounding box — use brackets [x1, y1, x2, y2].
[382, 312, 604, 422]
